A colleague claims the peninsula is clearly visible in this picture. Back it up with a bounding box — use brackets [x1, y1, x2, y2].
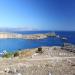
[0, 32, 56, 39]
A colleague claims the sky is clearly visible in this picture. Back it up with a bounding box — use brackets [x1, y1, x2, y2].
[0, 0, 75, 31]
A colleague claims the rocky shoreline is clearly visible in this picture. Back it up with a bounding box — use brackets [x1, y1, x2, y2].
[0, 32, 56, 40]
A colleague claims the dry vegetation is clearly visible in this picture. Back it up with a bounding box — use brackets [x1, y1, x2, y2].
[0, 46, 75, 75]
[19, 50, 33, 57]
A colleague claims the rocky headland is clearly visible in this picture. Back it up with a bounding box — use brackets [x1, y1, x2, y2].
[0, 32, 56, 40]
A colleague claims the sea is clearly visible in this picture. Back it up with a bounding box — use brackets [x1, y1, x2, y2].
[0, 31, 75, 53]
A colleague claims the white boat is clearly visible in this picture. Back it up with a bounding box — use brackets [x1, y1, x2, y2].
[62, 37, 67, 40]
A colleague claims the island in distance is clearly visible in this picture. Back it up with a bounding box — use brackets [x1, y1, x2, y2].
[0, 32, 56, 39]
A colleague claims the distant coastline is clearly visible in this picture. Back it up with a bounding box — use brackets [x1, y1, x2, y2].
[0, 32, 56, 40]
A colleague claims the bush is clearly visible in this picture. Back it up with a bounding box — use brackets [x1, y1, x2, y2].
[47, 33, 56, 37]
[36, 48, 43, 53]
[20, 51, 32, 57]
[2, 52, 13, 58]
[14, 51, 19, 57]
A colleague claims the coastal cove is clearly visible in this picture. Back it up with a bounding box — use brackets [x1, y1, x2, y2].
[0, 31, 75, 53]
[0, 37, 62, 53]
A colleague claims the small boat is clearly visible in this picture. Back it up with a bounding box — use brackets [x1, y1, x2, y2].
[61, 37, 67, 40]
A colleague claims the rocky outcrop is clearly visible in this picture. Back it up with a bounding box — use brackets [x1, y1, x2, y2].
[0, 32, 57, 40]
[0, 32, 48, 39]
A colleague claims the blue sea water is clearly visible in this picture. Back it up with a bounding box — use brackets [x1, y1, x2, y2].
[0, 31, 75, 53]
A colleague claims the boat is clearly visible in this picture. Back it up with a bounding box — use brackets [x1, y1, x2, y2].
[61, 37, 67, 40]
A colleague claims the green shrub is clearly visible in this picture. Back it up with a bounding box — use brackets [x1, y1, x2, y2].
[47, 33, 56, 37]
[14, 51, 19, 57]
[36, 48, 43, 53]
[2, 51, 19, 58]
[2, 52, 13, 58]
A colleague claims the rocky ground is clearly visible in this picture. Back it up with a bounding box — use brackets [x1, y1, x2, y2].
[0, 46, 75, 75]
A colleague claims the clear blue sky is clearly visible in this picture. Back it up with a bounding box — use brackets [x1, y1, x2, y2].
[0, 0, 75, 30]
